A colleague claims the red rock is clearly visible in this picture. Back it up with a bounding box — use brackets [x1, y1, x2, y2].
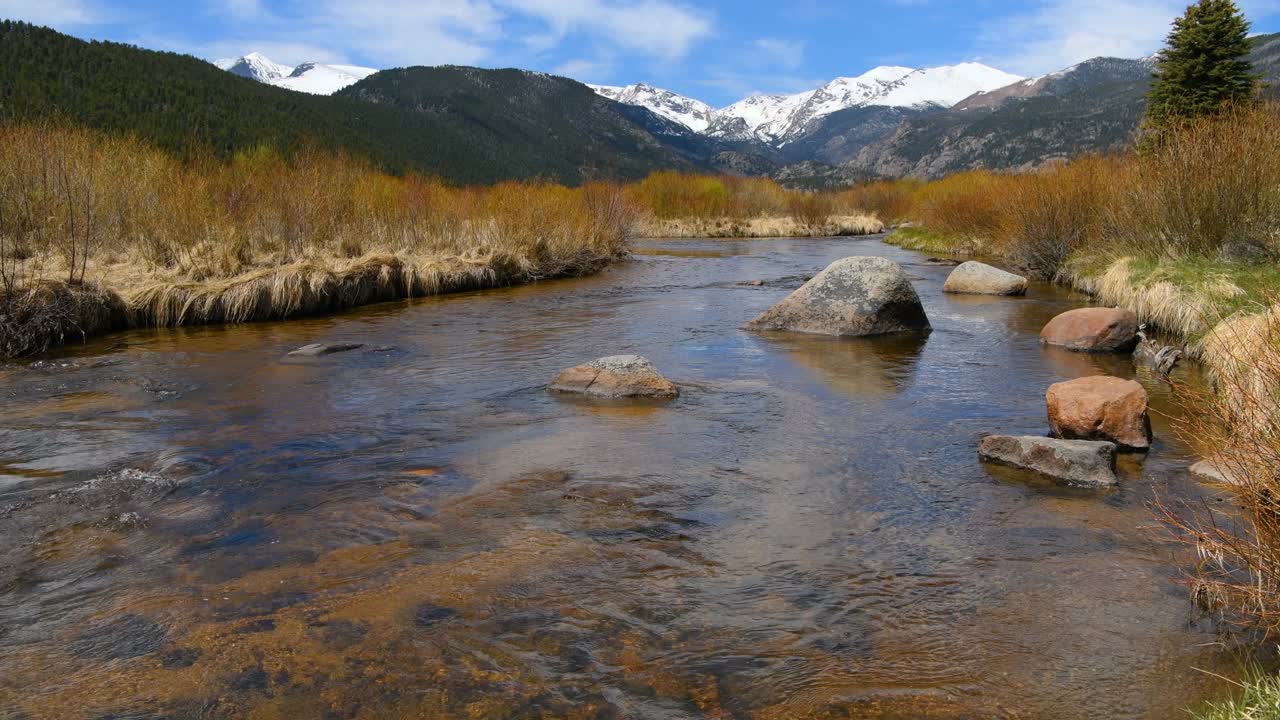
[1046, 375, 1152, 451]
[1040, 308, 1139, 353]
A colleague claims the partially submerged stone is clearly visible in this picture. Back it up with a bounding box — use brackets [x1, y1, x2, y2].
[287, 342, 364, 357]
[1190, 458, 1246, 486]
[1046, 375, 1152, 452]
[549, 355, 679, 399]
[979, 435, 1118, 488]
[943, 261, 1028, 296]
[1040, 308, 1139, 353]
[744, 256, 930, 337]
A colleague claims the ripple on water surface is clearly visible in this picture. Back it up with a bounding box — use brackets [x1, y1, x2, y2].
[0, 236, 1236, 718]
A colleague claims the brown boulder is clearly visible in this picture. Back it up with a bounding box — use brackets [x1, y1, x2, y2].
[1040, 307, 1139, 353]
[549, 355, 678, 399]
[1046, 376, 1152, 451]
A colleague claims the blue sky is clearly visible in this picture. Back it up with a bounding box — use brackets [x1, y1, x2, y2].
[6, 0, 1280, 106]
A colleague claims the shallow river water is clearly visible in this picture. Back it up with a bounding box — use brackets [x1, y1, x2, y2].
[0, 236, 1236, 719]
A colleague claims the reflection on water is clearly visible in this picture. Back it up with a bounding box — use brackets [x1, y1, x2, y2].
[0, 236, 1235, 718]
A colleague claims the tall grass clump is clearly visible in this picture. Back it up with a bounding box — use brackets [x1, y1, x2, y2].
[0, 121, 635, 356]
[1157, 302, 1280, 631]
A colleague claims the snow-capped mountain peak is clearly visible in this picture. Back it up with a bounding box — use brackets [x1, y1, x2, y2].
[588, 82, 717, 132]
[698, 62, 1022, 143]
[873, 63, 1024, 108]
[213, 53, 378, 95]
[215, 52, 292, 84]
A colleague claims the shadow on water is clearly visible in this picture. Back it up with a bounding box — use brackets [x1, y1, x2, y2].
[0, 235, 1242, 719]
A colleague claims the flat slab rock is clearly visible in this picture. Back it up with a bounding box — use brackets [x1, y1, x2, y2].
[1190, 458, 1246, 486]
[1047, 375, 1152, 451]
[1040, 308, 1139, 353]
[979, 435, 1118, 488]
[549, 355, 679, 399]
[744, 256, 930, 337]
[943, 261, 1028, 296]
[287, 342, 364, 357]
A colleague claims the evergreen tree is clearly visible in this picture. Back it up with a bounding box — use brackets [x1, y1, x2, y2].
[1145, 0, 1260, 134]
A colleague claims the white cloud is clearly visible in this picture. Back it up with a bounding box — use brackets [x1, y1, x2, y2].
[554, 56, 616, 81]
[751, 38, 805, 71]
[0, 0, 97, 26]
[984, 0, 1280, 76]
[308, 0, 503, 67]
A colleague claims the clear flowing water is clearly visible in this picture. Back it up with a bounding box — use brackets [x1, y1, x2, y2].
[0, 236, 1236, 719]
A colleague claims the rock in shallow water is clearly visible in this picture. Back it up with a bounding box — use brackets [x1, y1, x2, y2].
[1190, 458, 1246, 486]
[549, 355, 679, 399]
[1047, 375, 1152, 452]
[287, 342, 364, 357]
[943, 261, 1028, 296]
[979, 435, 1118, 488]
[1040, 308, 1139, 353]
[744, 256, 930, 337]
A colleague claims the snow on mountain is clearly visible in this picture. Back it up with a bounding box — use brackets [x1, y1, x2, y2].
[213, 53, 377, 95]
[598, 63, 1023, 144]
[872, 63, 1023, 108]
[589, 83, 716, 132]
[215, 52, 292, 83]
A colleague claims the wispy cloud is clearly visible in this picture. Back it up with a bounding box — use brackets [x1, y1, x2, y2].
[0, 0, 98, 26]
[983, 0, 1280, 76]
[751, 38, 805, 71]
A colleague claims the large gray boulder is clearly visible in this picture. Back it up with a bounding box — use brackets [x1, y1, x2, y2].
[979, 435, 1118, 488]
[943, 261, 1028, 296]
[744, 256, 930, 337]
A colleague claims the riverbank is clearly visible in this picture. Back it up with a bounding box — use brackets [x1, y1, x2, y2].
[0, 123, 633, 358]
[638, 214, 884, 239]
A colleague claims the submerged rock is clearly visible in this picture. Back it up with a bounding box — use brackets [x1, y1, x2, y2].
[943, 261, 1028, 296]
[1047, 376, 1152, 452]
[744, 256, 930, 337]
[979, 435, 1118, 488]
[287, 342, 364, 357]
[549, 355, 679, 399]
[1040, 308, 1139, 353]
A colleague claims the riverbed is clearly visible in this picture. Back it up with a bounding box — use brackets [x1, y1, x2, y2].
[0, 236, 1233, 719]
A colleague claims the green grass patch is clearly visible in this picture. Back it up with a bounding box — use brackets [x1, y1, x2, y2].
[885, 227, 981, 256]
[1189, 666, 1280, 720]
[1120, 255, 1280, 318]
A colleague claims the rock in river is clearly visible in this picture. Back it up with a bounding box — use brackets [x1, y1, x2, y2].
[979, 435, 1118, 488]
[1040, 308, 1139, 353]
[943, 261, 1028, 296]
[1046, 375, 1152, 452]
[1190, 458, 1246, 486]
[744, 256, 930, 337]
[549, 355, 679, 399]
[287, 342, 364, 357]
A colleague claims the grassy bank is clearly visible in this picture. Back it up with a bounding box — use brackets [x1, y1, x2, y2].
[0, 123, 634, 357]
[876, 106, 1280, 719]
[879, 105, 1280, 358]
[625, 171, 886, 239]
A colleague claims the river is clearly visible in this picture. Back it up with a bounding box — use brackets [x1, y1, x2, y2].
[0, 236, 1234, 719]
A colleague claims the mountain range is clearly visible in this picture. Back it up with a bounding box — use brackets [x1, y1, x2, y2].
[9, 21, 1280, 188]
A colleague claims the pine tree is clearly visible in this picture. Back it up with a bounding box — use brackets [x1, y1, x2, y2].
[1145, 0, 1260, 135]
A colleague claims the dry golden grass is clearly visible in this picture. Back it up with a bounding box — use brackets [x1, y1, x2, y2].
[1157, 300, 1280, 635]
[0, 122, 633, 355]
[640, 214, 884, 239]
